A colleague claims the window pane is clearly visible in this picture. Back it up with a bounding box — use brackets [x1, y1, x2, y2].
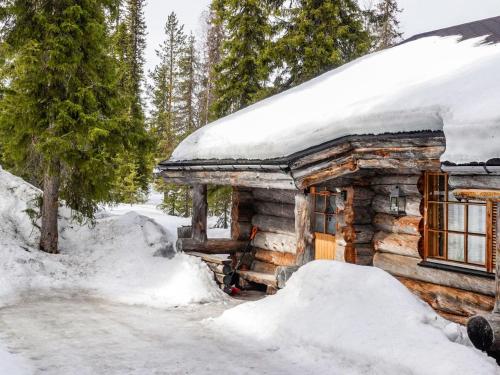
[468, 235, 486, 265]
[428, 203, 445, 230]
[448, 204, 465, 232]
[427, 174, 446, 201]
[448, 233, 465, 262]
[314, 213, 325, 233]
[468, 205, 486, 234]
[326, 196, 336, 214]
[428, 231, 445, 258]
[326, 215, 336, 235]
[315, 194, 325, 213]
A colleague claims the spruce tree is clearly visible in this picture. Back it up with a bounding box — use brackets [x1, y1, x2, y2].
[273, 0, 370, 89]
[366, 0, 403, 50]
[211, 0, 271, 117]
[0, 0, 147, 253]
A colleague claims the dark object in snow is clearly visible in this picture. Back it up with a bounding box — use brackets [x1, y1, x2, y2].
[153, 242, 175, 258]
[467, 314, 500, 364]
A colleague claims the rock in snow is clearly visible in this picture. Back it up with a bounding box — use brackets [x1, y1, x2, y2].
[172, 36, 500, 164]
[215, 261, 499, 375]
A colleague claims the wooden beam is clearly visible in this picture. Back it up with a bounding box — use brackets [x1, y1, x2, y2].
[253, 201, 295, 219]
[252, 214, 295, 235]
[192, 184, 208, 242]
[177, 238, 247, 254]
[295, 192, 314, 266]
[373, 231, 421, 258]
[162, 170, 297, 190]
[495, 203, 500, 313]
[252, 188, 297, 204]
[373, 252, 495, 296]
[452, 189, 500, 201]
[252, 231, 297, 253]
[254, 248, 297, 266]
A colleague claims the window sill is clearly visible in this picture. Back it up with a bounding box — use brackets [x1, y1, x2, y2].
[418, 260, 495, 279]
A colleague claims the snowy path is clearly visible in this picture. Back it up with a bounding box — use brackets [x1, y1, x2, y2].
[0, 293, 328, 375]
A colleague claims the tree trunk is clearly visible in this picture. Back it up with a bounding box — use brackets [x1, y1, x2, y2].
[39, 162, 61, 254]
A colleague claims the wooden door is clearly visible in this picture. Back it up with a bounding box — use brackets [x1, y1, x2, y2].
[312, 188, 338, 260]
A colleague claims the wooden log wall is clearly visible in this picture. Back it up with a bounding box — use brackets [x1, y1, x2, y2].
[370, 173, 496, 323]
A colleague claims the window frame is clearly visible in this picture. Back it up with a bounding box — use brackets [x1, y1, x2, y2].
[311, 187, 339, 236]
[424, 172, 496, 273]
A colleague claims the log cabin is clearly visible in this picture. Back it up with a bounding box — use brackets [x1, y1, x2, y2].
[160, 17, 500, 350]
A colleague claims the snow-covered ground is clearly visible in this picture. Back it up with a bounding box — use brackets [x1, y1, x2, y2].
[1, 166, 499, 374]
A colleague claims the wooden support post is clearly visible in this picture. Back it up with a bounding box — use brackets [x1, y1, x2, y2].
[295, 191, 314, 266]
[192, 184, 208, 243]
[467, 203, 500, 353]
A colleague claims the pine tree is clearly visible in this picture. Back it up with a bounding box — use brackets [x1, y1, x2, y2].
[273, 0, 371, 89]
[366, 0, 403, 51]
[211, 0, 272, 117]
[198, 7, 224, 125]
[178, 33, 200, 136]
[0, 0, 148, 253]
[149, 12, 187, 157]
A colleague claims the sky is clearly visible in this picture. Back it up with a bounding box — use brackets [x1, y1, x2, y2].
[144, 0, 500, 74]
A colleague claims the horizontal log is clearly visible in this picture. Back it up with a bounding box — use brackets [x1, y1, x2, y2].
[254, 248, 297, 266]
[177, 239, 247, 254]
[370, 175, 421, 186]
[252, 214, 295, 235]
[349, 136, 445, 149]
[252, 231, 297, 253]
[294, 158, 359, 189]
[397, 277, 494, 319]
[252, 188, 297, 204]
[449, 175, 500, 190]
[290, 142, 353, 169]
[162, 170, 297, 190]
[357, 158, 441, 173]
[373, 252, 495, 296]
[355, 244, 374, 266]
[185, 251, 232, 265]
[373, 231, 421, 258]
[237, 270, 277, 287]
[354, 225, 374, 244]
[370, 183, 420, 196]
[253, 201, 295, 219]
[452, 189, 500, 201]
[372, 194, 422, 217]
[251, 260, 278, 274]
[373, 213, 421, 236]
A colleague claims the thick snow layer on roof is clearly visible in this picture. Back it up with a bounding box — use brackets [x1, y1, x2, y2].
[172, 36, 500, 164]
[215, 261, 499, 374]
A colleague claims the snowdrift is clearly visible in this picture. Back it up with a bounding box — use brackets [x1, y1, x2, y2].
[0, 165, 224, 308]
[173, 36, 500, 164]
[0, 344, 31, 375]
[215, 261, 499, 375]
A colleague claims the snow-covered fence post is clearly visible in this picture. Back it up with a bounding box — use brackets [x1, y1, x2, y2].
[192, 184, 208, 243]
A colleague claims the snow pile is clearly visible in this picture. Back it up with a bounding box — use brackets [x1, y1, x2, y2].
[214, 261, 499, 375]
[0, 166, 224, 308]
[172, 36, 500, 164]
[0, 344, 32, 375]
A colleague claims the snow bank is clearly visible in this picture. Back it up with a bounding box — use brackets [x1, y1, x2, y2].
[214, 261, 499, 375]
[0, 343, 32, 375]
[172, 36, 500, 164]
[0, 166, 224, 308]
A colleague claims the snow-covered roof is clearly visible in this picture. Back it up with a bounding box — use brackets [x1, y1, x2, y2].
[171, 34, 500, 165]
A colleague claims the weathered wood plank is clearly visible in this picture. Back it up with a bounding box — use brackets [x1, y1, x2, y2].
[251, 214, 295, 235]
[373, 252, 495, 296]
[162, 170, 297, 190]
[449, 175, 500, 190]
[373, 213, 421, 236]
[177, 238, 246, 254]
[185, 252, 232, 265]
[398, 276, 494, 319]
[192, 184, 208, 242]
[253, 201, 295, 219]
[254, 248, 297, 266]
[294, 158, 359, 189]
[295, 192, 314, 266]
[251, 260, 278, 274]
[290, 142, 353, 169]
[252, 188, 297, 204]
[252, 231, 297, 253]
[354, 225, 374, 244]
[373, 231, 421, 258]
[238, 270, 277, 287]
